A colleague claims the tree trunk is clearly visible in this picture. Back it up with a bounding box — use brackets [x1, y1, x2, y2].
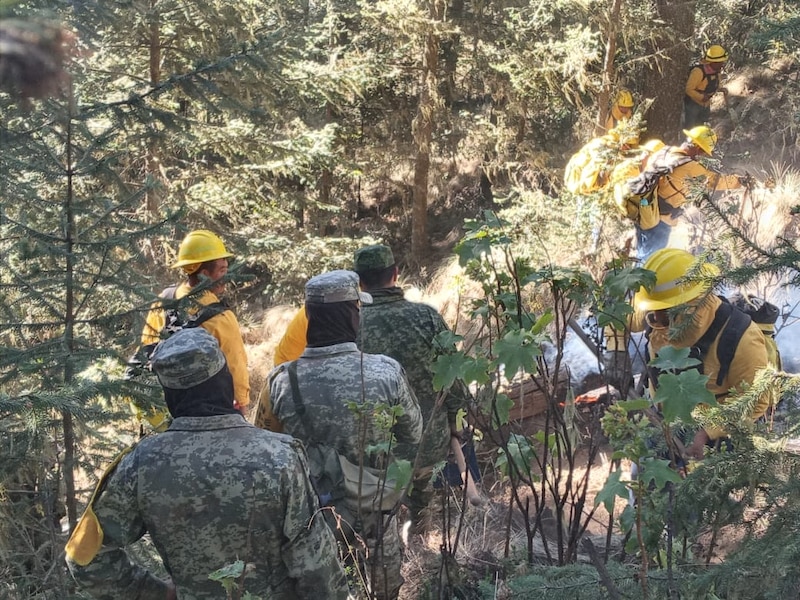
[596, 0, 623, 135]
[440, 0, 463, 107]
[641, 0, 695, 143]
[145, 1, 162, 214]
[63, 94, 78, 529]
[411, 0, 444, 262]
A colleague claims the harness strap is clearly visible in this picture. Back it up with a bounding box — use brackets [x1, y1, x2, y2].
[288, 360, 315, 440]
[655, 155, 694, 204]
[646, 297, 751, 389]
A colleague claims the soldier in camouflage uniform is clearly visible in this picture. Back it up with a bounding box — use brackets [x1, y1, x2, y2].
[66, 328, 348, 600]
[353, 245, 471, 529]
[269, 270, 422, 600]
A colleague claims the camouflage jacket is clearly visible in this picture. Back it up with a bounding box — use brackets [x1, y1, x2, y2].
[269, 342, 423, 472]
[66, 415, 348, 600]
[358, 287, 470, 463]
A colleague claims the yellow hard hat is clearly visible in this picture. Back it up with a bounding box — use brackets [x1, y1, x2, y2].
[634, 248, 720, 311]
[616, 89, 634, 108]
[682, 125, 717, 155]
[641, 138, 665, 153]
[172, 230, 234, 273]
[704, 45, 729, 63]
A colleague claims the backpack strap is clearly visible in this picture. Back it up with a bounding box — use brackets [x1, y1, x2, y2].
[645, 296, 750, 390]
[656, 153, 694, 202]
[186, 301, 229, 328]
[163, 282, 229, 330]
[692, 297, 752, 388]
[288, 360, 304, 414]
[287, 360, 316, 440]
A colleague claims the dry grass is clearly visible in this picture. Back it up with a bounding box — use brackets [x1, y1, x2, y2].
[398, 441, 629, 599]
[243, 304, 302, 407]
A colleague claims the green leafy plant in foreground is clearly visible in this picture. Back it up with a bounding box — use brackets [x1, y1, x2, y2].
[432, 210, 610, 570]
[598, 345, 714, 598]
[209, 560, 261, 600]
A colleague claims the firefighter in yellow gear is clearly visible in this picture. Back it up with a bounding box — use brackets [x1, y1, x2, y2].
[684, 44, 729, 128]
[636, 125, 743, 258]
[134, 230, 250, 430]
[564, 125, 640, 195]
[632, 249, 769, 458]
[605, 89, 635, 131]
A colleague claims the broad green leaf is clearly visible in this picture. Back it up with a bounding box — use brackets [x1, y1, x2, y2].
[497, 291, 520, 314]
[655, 370, 717, 422]
[463, 356, 492, 385]
[492, 393, 514, 427]
[596, 302, 634, 329]
[494, 329, 540, 379]
[616, 399, 652, 412]
[365, 441, 391, 456]
[432, 353, 466, 391]
[386, 458, 413, 493]
[639, 458, 682, 488]
[533, 430, 557, 454]
[455, 408, 468, 431]
[208, 560, 245, 582]
[619, 504, 636, 540]
[433, 329, 464, 350]
[595, 468, 629, 513]
[650, 345, 701, 371]
[495, 433, 535, 479]
[603, 267, 657, 298]
[531, 310, 555, 335]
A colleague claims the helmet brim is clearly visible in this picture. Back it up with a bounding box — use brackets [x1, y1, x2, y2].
[172, 252, 234, 269]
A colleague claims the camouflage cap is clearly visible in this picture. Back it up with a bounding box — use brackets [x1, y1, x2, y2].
[305, 270, 373, 305]
[353, 244, 395, 273]
[150, 328, 226, 390]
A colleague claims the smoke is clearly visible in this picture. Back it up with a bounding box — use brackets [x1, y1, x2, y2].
[769, 285, 800, 373]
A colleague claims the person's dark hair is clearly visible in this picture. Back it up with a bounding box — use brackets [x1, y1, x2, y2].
[357, 265, 396, 290]
[188, 259, 222, 286]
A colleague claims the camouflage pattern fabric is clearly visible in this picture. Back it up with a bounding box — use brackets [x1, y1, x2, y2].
[305, 270, 372, 305]
[269, 342, 422, 600]
[66, 415, 349, 600]
[358, 288, 469, 467]
[150, 328, 225, 390]
[353, 245, 395, 271]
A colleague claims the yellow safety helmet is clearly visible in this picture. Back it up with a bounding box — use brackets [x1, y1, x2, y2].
[682, 125, 717, 156]
[615, 89, 634, 108]
[172, 230, 234, 274]
[634, 248, 720, 311]
[641, 138, 665, 153]
[704, 45, 729, 63]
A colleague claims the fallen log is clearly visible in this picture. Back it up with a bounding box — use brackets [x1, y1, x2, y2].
[500, 369, 569, 421]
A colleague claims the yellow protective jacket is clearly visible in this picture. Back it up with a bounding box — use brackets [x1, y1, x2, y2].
[273, 308, 308, 366]
[641, 295, 769, 439]
[564, 135, 619, 195]
[685, 64, 719, 107]
[254, 307, 308, 432]
[141, 283, 250, 408]
[651, 148, 741, 226]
